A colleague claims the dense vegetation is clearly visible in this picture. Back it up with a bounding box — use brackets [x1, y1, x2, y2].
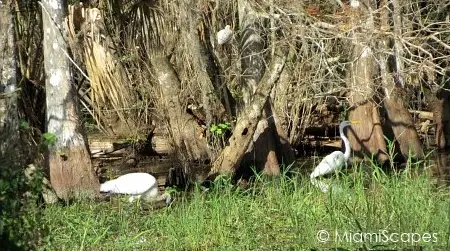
[1, 0, 450, 250]
[0, 164, 45, 250]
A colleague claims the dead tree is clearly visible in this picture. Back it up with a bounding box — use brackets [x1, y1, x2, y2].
[209, 46, 291, 177]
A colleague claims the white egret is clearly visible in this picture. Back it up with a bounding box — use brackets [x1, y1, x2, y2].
[217, 25, 233, 45]
[310, 120, 357, 192]
[350, 0, 360, 8]
[100, 172, 172, 205]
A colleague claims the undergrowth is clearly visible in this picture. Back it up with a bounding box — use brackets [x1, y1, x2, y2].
[39, 164, 450, 251]
[0, 164, 45, 250]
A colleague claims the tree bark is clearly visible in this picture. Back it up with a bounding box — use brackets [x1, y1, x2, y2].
[382, 93, 424, 158]
[41, 0, 99, 200]
[378, 0, 424, 160]
[347, 0, 387, 163]
[181, 0, 231, 159]
[238, 0, 264, 108]
[209, 48, 287, 176]
[241, 101, 296, 176]
[429, 90, 450, 149]
[0, 1, 22, 167]
[271, 48, 296, 138]
[232, 0, 295, 177]
[152, 55, 209, 162]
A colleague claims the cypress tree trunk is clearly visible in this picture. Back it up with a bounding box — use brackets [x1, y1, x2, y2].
[152, 55, 210, 162]
[346, 0, 387, 163]
[379, 0, 423, 160]
[41, 0, 99, 200]
[0, 1, 21, 166]
[233, 0, 295, 177]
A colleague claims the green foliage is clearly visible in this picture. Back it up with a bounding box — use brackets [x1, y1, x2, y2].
[0, 165, 45, 249]
[339, 103, 349, 121]
[120, 135, 145, 144]
[42, 132, 56, 147]
[39, 164, 450, 250]
[20, 120, 30, 130]
[209, 121, 234, 148]
[209, 122, 231, 136]
[212, 174, 234, 190]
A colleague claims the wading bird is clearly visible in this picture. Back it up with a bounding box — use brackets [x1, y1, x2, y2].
[100, 172, 172, 205]
[217, 25, 233, 45]
[310, 120, 357, 192]
[350, 0, 360, 8]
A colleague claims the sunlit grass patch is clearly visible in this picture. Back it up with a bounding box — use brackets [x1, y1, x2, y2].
[40, 165, 450, 250]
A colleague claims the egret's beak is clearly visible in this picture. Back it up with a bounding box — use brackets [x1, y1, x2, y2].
[350, 120, 361, 124]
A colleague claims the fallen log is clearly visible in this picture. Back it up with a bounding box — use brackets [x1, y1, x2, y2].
[88, 134, 172, 158]
[409, 109, 434, 120]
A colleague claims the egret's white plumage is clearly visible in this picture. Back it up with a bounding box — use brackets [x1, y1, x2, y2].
[350, 0, 360, 8]
[217, 25, 233, 45]
[310, 178, 330, 193]
[100, 172, 171, 204]
[310, 121, 355, 192]
[310, 151, 346, 179]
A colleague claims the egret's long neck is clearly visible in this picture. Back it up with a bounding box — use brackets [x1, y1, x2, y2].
[341, 126, 351, 161]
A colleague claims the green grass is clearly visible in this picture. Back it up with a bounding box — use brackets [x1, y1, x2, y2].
[39, 165, 450, 251]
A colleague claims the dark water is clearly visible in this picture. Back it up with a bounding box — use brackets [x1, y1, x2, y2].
[427, 151, 450, 186]
[99, 151, 450, 190]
